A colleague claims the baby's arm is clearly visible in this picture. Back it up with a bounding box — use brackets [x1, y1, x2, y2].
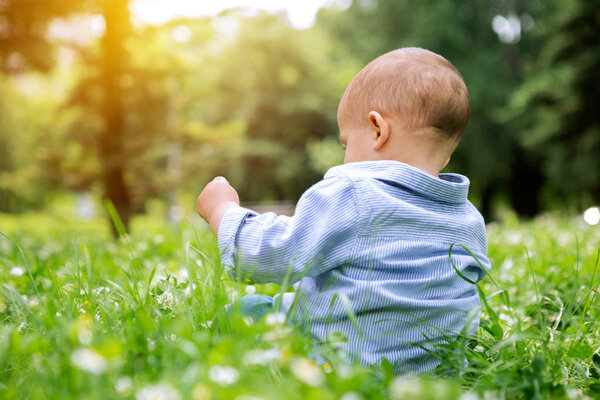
[196, 176, 240, 235]
[215, 177, 358, 285]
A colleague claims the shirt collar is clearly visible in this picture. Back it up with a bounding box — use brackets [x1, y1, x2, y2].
[324, 160, 470, 204]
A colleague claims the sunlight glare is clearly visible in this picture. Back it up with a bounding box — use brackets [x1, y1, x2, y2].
[130, 0, 334, 29]
[90, 15, 106, 37]
[171, 25, 192, 43]
[492, 13, 521, 44]
[583, 207, 600, 226]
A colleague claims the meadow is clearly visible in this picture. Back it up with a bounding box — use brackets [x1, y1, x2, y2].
[0, 211, 599, 400]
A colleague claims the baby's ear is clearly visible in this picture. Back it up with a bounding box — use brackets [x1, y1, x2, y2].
[368, 111, 390, 150]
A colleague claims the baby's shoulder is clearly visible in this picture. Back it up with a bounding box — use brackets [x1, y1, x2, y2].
[302, 174, 357, 198]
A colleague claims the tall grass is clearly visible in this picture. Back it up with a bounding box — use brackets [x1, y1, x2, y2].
[0, 212, 599, 399]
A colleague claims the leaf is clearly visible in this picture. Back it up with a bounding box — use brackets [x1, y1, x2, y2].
[491, 324, 504, 341]
[380, 357, 395, 380]
[326, 331, 347, 347]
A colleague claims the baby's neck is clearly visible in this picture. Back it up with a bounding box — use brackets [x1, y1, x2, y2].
[402, 159, 442, 177]
[379, 135, 451, 177]
[359, 153, 446, 177]
[347, 156, 442, 177]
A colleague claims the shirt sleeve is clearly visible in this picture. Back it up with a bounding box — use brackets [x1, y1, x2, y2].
[217, 177, 358, 285]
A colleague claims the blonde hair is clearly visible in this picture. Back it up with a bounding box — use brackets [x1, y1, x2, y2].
[338, 48, 470, 139]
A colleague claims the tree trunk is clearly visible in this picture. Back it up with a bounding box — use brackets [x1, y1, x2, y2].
[100, 0, 131, 236]
[480, 184, 494, 222]
[509, 145, 543, 218]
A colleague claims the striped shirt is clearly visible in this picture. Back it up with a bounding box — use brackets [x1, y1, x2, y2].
[218, 160, 490, 374]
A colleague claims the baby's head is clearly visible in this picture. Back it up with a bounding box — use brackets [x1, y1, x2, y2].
[337, 48, 470, 175]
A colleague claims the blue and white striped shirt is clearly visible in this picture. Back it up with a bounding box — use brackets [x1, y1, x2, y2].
[218, 160, 490, 373]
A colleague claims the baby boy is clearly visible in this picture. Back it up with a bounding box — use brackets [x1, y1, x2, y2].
[196, 48, 491, 374]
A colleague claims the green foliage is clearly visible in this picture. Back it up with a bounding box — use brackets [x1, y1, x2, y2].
[306, 137, 345, 175]
[190, 12, 344, 201]
[0, 0, 94, 72]
[438, 216, 600, 398]
[0, 213, 599, 399]
[1, 0, 599, 220]
[509, 0, 600, 209]
[0, 75, 79, 211]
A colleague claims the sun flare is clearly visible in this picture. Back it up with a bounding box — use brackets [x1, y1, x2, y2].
[129, 0, 336, 29]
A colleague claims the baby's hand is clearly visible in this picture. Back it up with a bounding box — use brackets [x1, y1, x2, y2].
[196, 176, 240, 234]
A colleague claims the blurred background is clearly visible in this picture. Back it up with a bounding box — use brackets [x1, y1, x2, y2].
[0, 0, 598, 232]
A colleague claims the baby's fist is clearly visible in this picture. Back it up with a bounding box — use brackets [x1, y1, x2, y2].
[196, 177, 240, 233]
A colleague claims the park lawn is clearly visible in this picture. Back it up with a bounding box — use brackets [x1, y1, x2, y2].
[0, 212, 599, 399]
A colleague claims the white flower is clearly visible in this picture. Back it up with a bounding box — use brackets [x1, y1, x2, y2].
[175, 268, 189, 282]
[263, 325, 292, 342]
[459, 392, 480, 400]
[115, 377, 132, 394]
[243, 348, 282, 366]
[499, 258, 513, 271]
[290, 358, 325, 387]
[341, 392, 363, 400]
[10, 266, 25, 277]
[71, 348, 107, 374]
[505, 232, 522, 245]
[17, 321, 26, 333]
[245, 285, 256, 295]
[157, 291, 174, 309]
[184, 284, 196, 298]
[566, 388, 592, 400]
[336, 364, 354, 379]
[482, 391, 502, 400]
[389, 377, 422, 399]
[225, 287, 238, 300]
[78, 329, 92, 345]
[136, 383, 180, 400]
[265, 312, 286, 326]
[93, 286, 111, 296]
[208, 365, 240, 386]
[199, 320, 213, 329]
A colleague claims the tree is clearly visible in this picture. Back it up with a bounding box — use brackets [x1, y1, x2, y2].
[0, 0, 167, 233]
[189, 12, 344, 201]
[0, 0, 93, 73]
[97, 1, 133, 232]
[510, 0, 600, 209]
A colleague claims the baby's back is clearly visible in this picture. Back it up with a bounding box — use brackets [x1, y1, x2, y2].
[279, 161, 490, 373]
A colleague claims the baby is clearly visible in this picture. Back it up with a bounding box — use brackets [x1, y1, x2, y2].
[197, 48, 491, 374]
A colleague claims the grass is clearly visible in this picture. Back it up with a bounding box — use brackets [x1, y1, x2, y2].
[0, 211, 599, 399]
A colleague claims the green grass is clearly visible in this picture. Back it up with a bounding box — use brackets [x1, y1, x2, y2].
[0, 212, 599, 399]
